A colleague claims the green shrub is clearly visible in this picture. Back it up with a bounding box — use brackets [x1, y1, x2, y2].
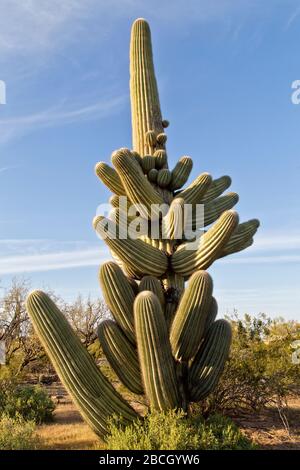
[0, 383, 55, 423]
[0, 415, 39, 450]
[200, 313, 300, 415]
[105, 409, 255, 450]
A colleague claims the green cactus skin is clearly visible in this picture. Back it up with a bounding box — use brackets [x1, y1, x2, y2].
[112, 148, 164, 220]
[170, 271, 213, 361]
[99, 262, 136, 343]
[175, 172, 212, 205]
[189, 319, 232, 402]
[26, 291, 138, 438]
[134, 291, 181, 410]
[204, 296, 218, 333]
[171, 210, 239, 277]
[98, 320, 143, 395]
[162, 198, 185, 247]
[200, 175, 232, 203]
[139, 275, 165, 308]
[94, 215, 168, 278]
[148, 168, 158, 183]
[141, 155, 156, 173]
[130, 19, 164, 155]
[156, 132, 167, 146]
[202, 193, 239, 227]
[95, 162, 126, 196]
[157, 169, 172, 188]
[154, 149, 168, 169]
[190, 192, 239, 230]
[219, 219, 260, 258]
[170, 156, 193, 191]
[145, 130, 157, 148]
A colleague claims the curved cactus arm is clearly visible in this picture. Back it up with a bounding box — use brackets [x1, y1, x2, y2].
[170, 156, 193, 191]
[219, 218, 260, 258]
[99, 262, 136, 343]
[98, 320, 143, 395]
[185, 193, 239, 234]
[93, 215, 168, 278]
[202, 192, 239, 227]
[130, 18, 164, 156]
[161, 198, 185, 249]
[134, 291, 181, 410]
[200, 175, 232, 203]
[95, 162, 126, 196]
[203, 296, 218, 334]
[175, 172, 212, 205]
[111, 148, 164, 220]
[189, 319, 232, 402]
[170, 271, 213, 361]
[26, 291, 138, 438]
[171, 210, 239, 277]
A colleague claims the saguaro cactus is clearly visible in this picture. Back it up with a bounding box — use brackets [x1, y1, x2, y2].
[26, 18, 259, 438]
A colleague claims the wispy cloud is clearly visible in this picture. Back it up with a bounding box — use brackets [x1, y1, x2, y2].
[0, 95, 125, 144]
[0, 249, 108, 275]
[285, 6, 300, 30]
[0, 238, 109, 274]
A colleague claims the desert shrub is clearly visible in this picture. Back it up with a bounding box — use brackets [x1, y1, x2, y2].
[200, 313, 300, 415]
[0, 382, 55, 423]
[106, 409, 255, 450]
[0, 415, 38, 450]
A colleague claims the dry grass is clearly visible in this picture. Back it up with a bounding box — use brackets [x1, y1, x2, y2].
[36, 403, 104, 450]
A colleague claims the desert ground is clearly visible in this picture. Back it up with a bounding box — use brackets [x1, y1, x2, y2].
[35, 383, 300, 450]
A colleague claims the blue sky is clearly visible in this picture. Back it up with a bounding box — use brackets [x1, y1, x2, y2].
[0, 0, 300, 319]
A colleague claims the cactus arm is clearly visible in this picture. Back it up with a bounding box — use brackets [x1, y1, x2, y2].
[190, 192, 239, 230]
[171, 210, 239, 277]
[174, 172, 212, 205]
[170, 156, 193, 191]
[26, 291, 138, 438]
[170, 271, 213, 361]
[204, 296, 218, 333]
[93, 216, 168, 278]
[199, 175, 232, 203]
[99, 262, 136, 343]
[134, 291, 181, 410]
[219, 219, 260, 258]
[111, 148, 164, 220]
[98, 320, 143, 395]
[189, 319, 232, 402]
[95, 162, 126, 196]
[139, 275, 165, 308]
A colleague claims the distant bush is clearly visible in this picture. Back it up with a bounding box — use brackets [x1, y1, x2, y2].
[106, 409, 255, 450]
[200, 313, 300, 415]
[0, 381, 55, 423]
[0, 415, 38, 450]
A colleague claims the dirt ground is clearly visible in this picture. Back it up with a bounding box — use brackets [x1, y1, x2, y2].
[36, 384, 300, 450]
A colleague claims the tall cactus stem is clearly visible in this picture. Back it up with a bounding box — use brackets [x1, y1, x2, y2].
[130, 18, 164, 156]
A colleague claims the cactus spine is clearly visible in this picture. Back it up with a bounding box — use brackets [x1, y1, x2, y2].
[26, 17, 260, 439]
